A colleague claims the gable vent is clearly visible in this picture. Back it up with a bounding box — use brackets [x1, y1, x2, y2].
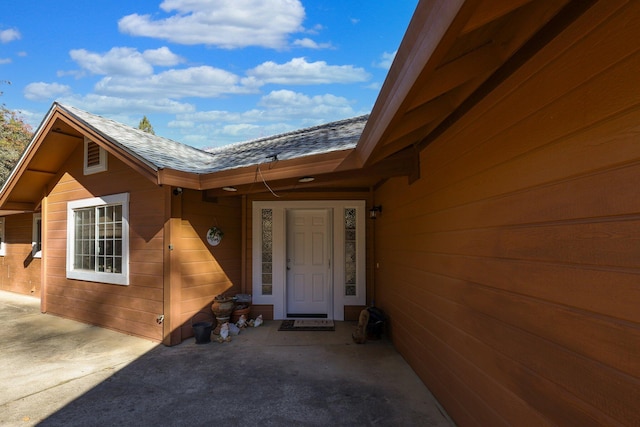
[84, 137, 108, 175]
[86, 141, 101, 167]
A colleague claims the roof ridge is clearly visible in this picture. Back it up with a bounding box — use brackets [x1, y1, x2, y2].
[206, 114, 369, 153]
[55, 103, 212, 156]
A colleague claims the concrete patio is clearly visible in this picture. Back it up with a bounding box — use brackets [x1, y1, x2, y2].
[0, 290, 453, 426]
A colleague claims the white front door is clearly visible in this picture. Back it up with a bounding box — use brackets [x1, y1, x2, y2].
[286, 209, 331, 317]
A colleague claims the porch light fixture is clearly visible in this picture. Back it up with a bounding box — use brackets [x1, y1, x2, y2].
[298, 176, 315, 183]
[222, 186, 238, 192]
[369, 205, 382, 219]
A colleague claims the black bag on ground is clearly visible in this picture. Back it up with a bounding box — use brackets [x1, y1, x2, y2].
[366, 307, 386, 339]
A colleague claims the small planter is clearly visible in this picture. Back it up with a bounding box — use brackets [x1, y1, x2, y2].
[231, 305, 250, 323]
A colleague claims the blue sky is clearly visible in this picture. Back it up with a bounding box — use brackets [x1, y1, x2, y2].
[0, 0, 416, 149]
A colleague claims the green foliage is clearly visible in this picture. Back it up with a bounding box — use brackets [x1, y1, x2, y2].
[138, 115, 155, 134]
[0, 105, 33, 186]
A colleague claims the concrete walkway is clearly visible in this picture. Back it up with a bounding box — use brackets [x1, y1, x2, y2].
[0, 291, 453, 426]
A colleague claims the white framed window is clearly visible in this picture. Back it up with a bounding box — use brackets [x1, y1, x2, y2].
[0, 217, 5, 256]
[83, 137, 108, 175]
[32, 213, 42, 258]
[66, 193, 129, 285]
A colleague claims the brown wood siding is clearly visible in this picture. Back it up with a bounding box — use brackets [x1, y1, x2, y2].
[373, 3, 640, 426]
[177, 190, 242, 340]
[44, 143, 166, 342]
[0, 213, 41, 296]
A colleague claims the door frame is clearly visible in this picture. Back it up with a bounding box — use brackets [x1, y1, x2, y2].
[252, 200, 366, 320]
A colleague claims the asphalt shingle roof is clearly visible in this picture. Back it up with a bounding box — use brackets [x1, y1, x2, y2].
[58, 103, 368, 174]
[204, 115, 369, 171]
[58, 104, 214, 173]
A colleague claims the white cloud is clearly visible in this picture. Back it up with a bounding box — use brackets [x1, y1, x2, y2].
[118, 0, 305, 49]
[258, 89, 354, 116]
[170, 89, 358, 146]
[375, 50, 397, 69]
[245, 57, 369, 85]
[56, 69, 84, 78]
[172, 109, 265, 125]
[24, 82, 72, 100]
[222, 123, 261, 136]
[70, 47, 183, 77]
[169, 86, 362, 147]
[176, 89, 354, 125]
[176, 119, 295, 147]
[142, 47, 184, 66]
[94, 65, 253, 98]
[58, 94, 195, 116]
[0, 29, 21, 43]
[0, 58, 11, 65]
[307, 24, 324, 35]
[292, 38, 333, 49]
[167, 119, 195, 129]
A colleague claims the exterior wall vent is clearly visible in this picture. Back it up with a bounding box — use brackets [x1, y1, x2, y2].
[84, 137, 108, 175]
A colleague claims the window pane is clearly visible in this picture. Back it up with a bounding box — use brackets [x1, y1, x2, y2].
[35, 219, 42, 252]
[74, 208, 95, 271]
[344, 208, 357, 296]
[114, 205, 122, 222]
[261, 208, 273, 295]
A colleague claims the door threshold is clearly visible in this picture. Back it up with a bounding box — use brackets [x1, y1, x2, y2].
[287, 313, 328, 319]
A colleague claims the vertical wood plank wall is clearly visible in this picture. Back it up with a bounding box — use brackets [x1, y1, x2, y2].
[0, 213, 41, 296]
[177, 190, 242, 340]
[373, 3, 640, 426]
[45, 144, 166, 342]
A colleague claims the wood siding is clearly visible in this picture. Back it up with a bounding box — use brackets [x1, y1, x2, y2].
[177, 189, 242, 340]
[0, 213, 41, 296]
[373, 3, 640, 426]
[44, 142, 166, 342]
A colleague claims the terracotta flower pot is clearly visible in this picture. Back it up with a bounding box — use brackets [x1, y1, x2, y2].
[231, 305, 250, 323]
[211, 296, 235, 334]
[211, 297, 235, 318]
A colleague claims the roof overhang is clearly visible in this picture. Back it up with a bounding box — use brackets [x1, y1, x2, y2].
[356, 0, 597, 167]
[199, 146, 419, 198]
[0, 105, 160, 214]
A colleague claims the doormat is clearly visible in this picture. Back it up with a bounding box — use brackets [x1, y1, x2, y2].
[278, 319, 335, 331]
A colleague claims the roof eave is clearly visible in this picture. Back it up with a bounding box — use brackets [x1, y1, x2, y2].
[196, 149, 355, 191]
[356, 0, 588, 167]
[0, 103, 59, 211]
[355, 0, 469, 167]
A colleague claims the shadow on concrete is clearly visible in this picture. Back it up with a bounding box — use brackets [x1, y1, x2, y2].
[0, 291, 453, 426]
